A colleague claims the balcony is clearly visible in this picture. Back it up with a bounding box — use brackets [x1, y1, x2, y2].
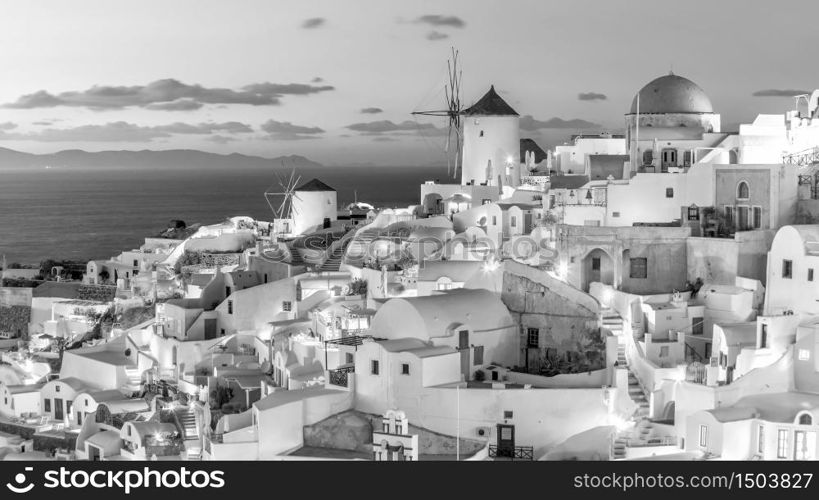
[328, 366, 354, 387]
[488, 445, 534, 461]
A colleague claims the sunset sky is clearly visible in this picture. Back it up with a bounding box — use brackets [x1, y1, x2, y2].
[0, 0, 817, 165]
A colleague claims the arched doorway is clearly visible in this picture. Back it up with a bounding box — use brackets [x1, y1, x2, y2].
[581, 248, 613, 292]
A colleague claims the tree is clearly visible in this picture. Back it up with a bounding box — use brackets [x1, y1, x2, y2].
[98, 270, 110, 283]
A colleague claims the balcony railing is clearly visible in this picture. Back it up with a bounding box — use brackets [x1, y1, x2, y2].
[488, 445, 534, 461]
[328, 366, 354, 387]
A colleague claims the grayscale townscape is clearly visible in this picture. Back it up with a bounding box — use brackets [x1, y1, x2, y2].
[3, 1, 819, 465]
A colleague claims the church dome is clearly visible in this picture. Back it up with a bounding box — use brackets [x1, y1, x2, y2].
[629, 74, 713, 114]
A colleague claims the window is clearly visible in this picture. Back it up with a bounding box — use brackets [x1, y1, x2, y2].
[737, 181, 750, 200]
[479, 130, 484, 137]
[504, 410, 514, 419]
[688, 206, 699, 221]
[227, 300, 233, 315]
[782, 259, 793, 279]
[85, 399, 89, 407]
[437, 281, 453, 291]
[127, 426, 132, 436]
[752, 206, 762, 229]
[473, 346, 484, 365]
[643, 150, 654, 165]
[371, 360, 379, 375]
[591, 257, 601, 271]
[226, 286, 232, 297]
[683, 150, 692, 167]
[401, 363, 410, 375]
[665, 188, 674, 198]
[492, 216, 497, 226]
[692, 318, 704, 335]
[661, 148, 677, 170]
[263, 273, 268, 283]
[55, 385, 60, 393]
[282, 301, 292, 312]
[660, 346, 669, 358]
[491, 370, 499, 381]
[612, 211, 620, 218]
[345, 353, 354, 364]
[630, 258, 648, 279]
[699, 425, 709, 447]
[799, 349, 811, 361]
[66, 401, 72, 414]
[511, 216, 517, 227]
[719, 352, 727, 368]
[799, 414, 813, 425]
[44, 399, 51, 412]
[758, 425, 765, 454]
[777, 429, 789, 458]
[133, 259, 138, 267]
[760, 323, 768, 349]
[527, 327, 539, 348]
[810, 269, 815, 282]
[482, 198, 491, 205]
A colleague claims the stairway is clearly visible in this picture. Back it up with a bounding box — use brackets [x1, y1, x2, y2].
[175, 406, 199, 440]
[121, 367, 142, 392]
[602, 308, 624, 335]
[318, 238, 351, 272]
[184, 441, 202, 461]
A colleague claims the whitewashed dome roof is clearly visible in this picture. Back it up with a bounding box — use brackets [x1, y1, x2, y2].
[630, 73, 713, 114]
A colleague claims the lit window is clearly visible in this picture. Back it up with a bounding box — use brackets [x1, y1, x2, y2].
[227, 300, 233, 315]
[809, 269, 814, 282]
[799, 349, 811, 361]
[752, 206, 762, 229]
[666, 188, 674, 198]
[282, 301, 292, 312]
[688, 206, 699, 221]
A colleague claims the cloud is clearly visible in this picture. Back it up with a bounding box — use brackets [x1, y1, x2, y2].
[360, 107, 383, 114]
[260, 119, 325, 140]
[372, 136, 398, 142]
[578, 92, 607, 101]
[415, 15, 465, 28]
[0, 122, 17, 130]
[752, 89, 810, 97]
[0, 120, 253, 142]
[520, 115, 600, 130]
[145, 98, 204, 111]
[302, 17, 325, 29]
[312, 77, 324, 83]
[426, 31, 449, 41]
[346, 119, 436, 135]
[206, 135, 238, 144]
[2, 78, 335, 110]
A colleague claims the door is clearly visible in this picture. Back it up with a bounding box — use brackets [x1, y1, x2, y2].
[204, 318, 217, 340]
[54, 398, 64, 420]
[760, 324, 768, 348]
[77, 411, 82, 426]
[794, 431, 816, 460]
[496, 424, 516, 458]
[737, 206, 749, 231]
[591, 257, 601, 283]
[458, 330, 470, 379]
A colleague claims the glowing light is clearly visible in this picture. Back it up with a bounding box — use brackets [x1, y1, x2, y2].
[483, 258, 500, 272]
[557, 262, 569, 279]
[602, 288, 614, 304]
[506, 155, 514, 164]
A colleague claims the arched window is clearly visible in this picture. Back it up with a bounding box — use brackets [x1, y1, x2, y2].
[737, 181, 750, 200]
[799, 413, 813, 425]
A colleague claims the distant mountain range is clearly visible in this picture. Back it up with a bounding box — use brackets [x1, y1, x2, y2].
[0, 147, 325, 170]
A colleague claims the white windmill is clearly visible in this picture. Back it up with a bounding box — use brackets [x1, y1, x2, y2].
[264, 168, 302, 237]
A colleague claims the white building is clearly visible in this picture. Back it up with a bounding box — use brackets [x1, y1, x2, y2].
[292, 178, 338, 236]
[461, 85, 521, 188]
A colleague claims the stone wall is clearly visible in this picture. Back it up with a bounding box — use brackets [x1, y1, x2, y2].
[0, 305, 30, 338]
[500, 262, 601, 374]
[302, 410, 485, 457]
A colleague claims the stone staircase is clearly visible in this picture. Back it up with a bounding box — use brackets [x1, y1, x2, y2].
[184, 441, 202, 461]
[318, 238, 351, 272]
[121, 366, 142, 393]
[602, 308, 624, 335]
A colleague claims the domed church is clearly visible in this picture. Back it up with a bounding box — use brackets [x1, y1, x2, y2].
[625, 72, 724, 174]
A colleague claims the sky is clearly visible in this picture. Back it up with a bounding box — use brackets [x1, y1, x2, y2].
[0, 0, 817, 166]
